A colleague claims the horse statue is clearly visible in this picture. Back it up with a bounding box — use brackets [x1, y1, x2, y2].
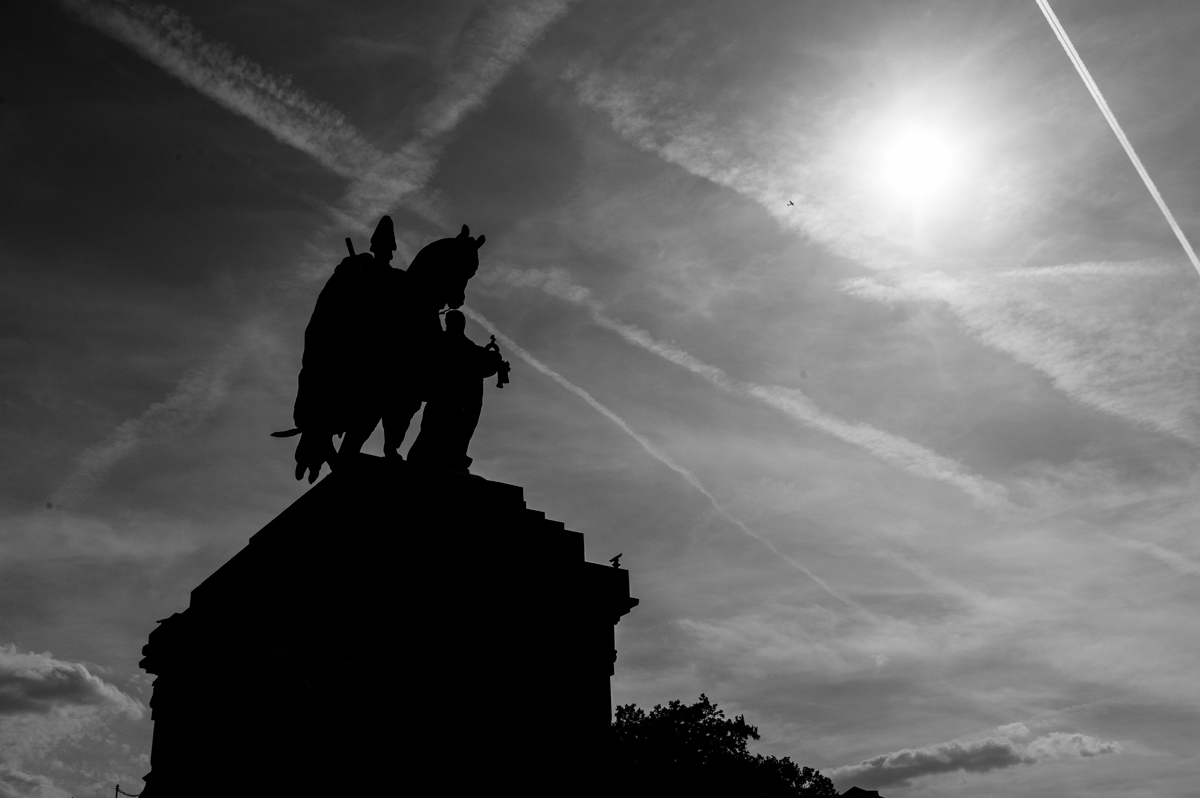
[275, 218, 486, 482]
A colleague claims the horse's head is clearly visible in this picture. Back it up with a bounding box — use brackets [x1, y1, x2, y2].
[406, 224, 486, 310]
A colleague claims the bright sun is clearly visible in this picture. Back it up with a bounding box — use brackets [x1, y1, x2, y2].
[871, 119, 967, 207]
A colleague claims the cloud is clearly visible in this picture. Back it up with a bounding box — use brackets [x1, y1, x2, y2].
[567, 63, 1200, 454]
[63, 0, 414, 232]
[1035, 0, 1200, 275]
[1118, 538, 1200, 576]
[341, 0, 576, 225]
[831, 726, 1120, 789]
[64, 0, 574, 229]
[51, 327, 262, 507]
[414, 0, 574, 141]
[464, 306, 860, 608]
[62, 0, 384, 179]
[0, 649, 147, 798]
[0, 508, 202, 562]
[0, 645, 142, 719]
[55, 0, 573, 498]
[0, 763, 68, 798]
[491, 266, 1008, 507]
[566, 66, 909, 273]
[842, 264, 1200, 444]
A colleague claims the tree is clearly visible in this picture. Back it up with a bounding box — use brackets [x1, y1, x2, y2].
[612, 695, 838, 796]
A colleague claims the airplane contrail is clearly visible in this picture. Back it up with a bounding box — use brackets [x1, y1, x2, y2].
[491, 266, 1010, 507]
[1036, 0, 1200, 277]
[463, 306, 865, 611]
[56, 0, 570, 502]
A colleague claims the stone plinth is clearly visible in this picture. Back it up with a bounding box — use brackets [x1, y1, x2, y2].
[139, 455, 638, 796]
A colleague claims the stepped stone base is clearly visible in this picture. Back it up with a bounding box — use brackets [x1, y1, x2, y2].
[140, 455, 638, 796]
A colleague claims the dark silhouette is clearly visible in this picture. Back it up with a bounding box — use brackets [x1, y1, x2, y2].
[406, 310, 508, 472]
[138, 456, 638, 796]
[840, 789, 886, 798]
[612, 694, 838, 796]
[485, 334, 512, 388]
[379, 224, 487, 466]
[609, 552, 623, 568]
[276, 218, 487, 482]
[274, 216, 403, 481]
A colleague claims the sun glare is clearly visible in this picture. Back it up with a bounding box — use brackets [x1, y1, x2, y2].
[878, 123, 962, 203]
[863, 115, 970, 210]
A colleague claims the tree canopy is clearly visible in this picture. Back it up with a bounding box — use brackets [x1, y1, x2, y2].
[612, 694, 838, 796]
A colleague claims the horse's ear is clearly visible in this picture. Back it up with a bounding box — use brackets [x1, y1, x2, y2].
[458, 224, 470, 239]
[475, 234, 485, 249]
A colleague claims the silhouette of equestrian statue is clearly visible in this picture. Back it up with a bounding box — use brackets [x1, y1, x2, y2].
[274, 216, 503, 482]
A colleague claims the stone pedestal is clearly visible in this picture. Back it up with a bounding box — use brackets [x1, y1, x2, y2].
[139, 455, 638, 796]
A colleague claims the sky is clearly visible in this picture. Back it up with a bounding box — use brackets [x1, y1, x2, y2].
[3, 0, 1200, 795]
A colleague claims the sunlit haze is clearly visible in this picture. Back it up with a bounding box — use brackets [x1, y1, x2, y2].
[874, 119, 967, 205]
[5, 1, 1200, 796]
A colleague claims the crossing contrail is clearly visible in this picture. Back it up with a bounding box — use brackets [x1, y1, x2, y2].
[463, 306, 864, 611]
[1036, 0, 1200, 278]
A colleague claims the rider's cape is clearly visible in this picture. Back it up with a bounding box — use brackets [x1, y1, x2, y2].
[292, 229, 481, 436]
[292, 254, 410, 434]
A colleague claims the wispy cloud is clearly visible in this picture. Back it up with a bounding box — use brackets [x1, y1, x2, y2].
[491, 267, 1008, 506]
[51, 326, 264, 507]
[568, 65, 1200, 457]
[0, 763, 67, 798]
[63, 0, 384, 179]
[65, 0, 574, 231]
[831, 723, 1120, 790]
[843, 264, 1200, 444]
[464, 307, 861, 608]
[1036, 0, 1200, 276]
[344, 0, 575, 225]
[56, 0, 572, 501]
[1118, 537, 1200, 576]
[415, 1, 572, 140]
[567, 67, 910, 273]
